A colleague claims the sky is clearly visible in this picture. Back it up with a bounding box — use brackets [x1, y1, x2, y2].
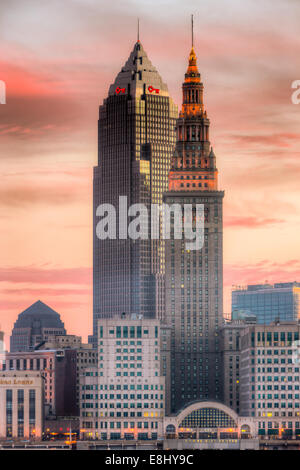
[0, 0, 300, 346]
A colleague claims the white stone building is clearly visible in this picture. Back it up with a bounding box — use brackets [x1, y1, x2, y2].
[0, 371, 43, 439]
[240, 321, 300, 438]
[80, 314, 165, 440]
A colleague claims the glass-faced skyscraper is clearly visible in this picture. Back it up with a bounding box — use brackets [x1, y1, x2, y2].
[164, 47, 224, 413]
[91, 41, 177, 346]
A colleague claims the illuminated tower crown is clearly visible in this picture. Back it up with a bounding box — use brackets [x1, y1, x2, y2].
[168, 45, 218, 191]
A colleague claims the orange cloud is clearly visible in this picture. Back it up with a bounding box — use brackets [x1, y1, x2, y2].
[224, 216, 285, 228]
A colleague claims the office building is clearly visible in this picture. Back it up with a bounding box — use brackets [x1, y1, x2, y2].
[81, 314, 165, 440]
[91, 40, 177, 346]
[37, 334, 97, 409]
[0, 349, 77, 417]
[0, 371, 43, 439]
[232, 282, 300, 324]
[221, 319, 256, 414]
[240, 321, 300, 438]
[164, 44, 224, 413]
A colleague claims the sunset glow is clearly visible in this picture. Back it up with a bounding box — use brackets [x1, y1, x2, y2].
[1, 0, 300, 345]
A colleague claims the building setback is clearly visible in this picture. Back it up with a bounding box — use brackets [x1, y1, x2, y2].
[91, 40, 177, 346]
[81, 314, 165, 440]
[164, 46, 224, 413]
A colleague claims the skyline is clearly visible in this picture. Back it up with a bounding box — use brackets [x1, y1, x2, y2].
[1, 0, 300, 345]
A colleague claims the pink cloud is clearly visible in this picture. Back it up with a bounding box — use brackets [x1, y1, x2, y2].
[1, 287, 91, 297]
[227, 133, 300, 149]
[224, 259, 300, 288]
[0, 266, 92, 285]
[0, 181, 91, 207]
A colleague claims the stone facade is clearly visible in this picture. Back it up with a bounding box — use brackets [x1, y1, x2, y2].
[0, 371, 43, 439]
[81, 314, 165, 440]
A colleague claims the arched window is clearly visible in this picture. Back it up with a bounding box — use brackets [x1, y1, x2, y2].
[179, 407, 236, 428]
[166, 424, 176, 434]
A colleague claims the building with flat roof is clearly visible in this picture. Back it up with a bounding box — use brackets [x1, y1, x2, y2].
[240, 321, 300, 439]
[81, 314, 165, 440]
[0, 349, 77, 417]
[232, 282, 300, 324]
[37, 335, 97, 410]
[221, 320, 250, 414]
[0, 371, 43, 439]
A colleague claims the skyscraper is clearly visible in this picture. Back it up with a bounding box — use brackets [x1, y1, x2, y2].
[164, 45, 224, 413]
[91, 41, 177, 346]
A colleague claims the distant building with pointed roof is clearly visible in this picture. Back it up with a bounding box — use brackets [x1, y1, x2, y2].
[10, 300, 66, 352]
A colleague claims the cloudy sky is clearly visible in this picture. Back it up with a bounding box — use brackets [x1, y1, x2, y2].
[0, 0, 300, 345]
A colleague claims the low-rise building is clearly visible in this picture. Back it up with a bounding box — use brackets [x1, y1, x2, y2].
[240, 321, 300, 439]
[0, 371, 43, 439]
[0, 349, 77, 417]
[36, 335, 97, 410]
[221, 319, 256, 414]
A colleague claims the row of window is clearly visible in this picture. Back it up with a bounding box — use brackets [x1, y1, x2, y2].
[82, 403, 164, 409]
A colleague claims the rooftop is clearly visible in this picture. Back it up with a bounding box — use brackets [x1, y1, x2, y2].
[108, 41, 170, 99]
[12, 300, 66, 331]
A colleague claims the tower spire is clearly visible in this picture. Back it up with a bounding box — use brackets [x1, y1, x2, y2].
[191, 14, 194, 48]
[137, 18, 140, 42]
[168, 21, 219, 193]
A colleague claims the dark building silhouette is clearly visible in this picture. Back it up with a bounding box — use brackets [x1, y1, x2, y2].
[164, 46, 224, 413]
[91, 40, 177, 346]
[10, 300, 66, 352]
[0, 330, 4, 352]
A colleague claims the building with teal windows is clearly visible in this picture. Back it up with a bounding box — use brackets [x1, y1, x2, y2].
[80, 314, 165, 440]
[240, 321, 300, 439]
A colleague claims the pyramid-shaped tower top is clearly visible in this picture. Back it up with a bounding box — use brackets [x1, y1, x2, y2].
[108, 41, 170, 99]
